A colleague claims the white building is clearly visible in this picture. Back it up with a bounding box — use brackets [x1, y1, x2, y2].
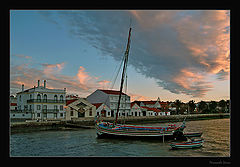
[131, 98, 171, 117]
[92, 103, 112, 117]
[86, 89, 131, 118]
[65, 98, 96, 120]
[130, 102, 142, 116]
[16, 80, 66, 120]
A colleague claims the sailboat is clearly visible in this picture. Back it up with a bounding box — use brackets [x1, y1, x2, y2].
[95, 26, 186, 140]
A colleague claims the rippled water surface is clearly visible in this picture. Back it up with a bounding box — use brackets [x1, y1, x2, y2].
[10, 118, 230, 157]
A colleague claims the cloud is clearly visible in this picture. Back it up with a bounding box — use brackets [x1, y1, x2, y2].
[128, 93, 150, 102]
[42, 62, 65, 75]
[38, 10, 230, 98]
[12, 54, 32, 59]
[10, 62, 111, 96]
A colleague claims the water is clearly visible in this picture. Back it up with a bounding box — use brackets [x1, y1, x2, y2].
[10, 118, 230, 157]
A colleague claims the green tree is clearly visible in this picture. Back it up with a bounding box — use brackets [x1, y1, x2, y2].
[218, 100, 226, 112]
[209, 101, 218, 113]
[174, 99, 181, 115]
[226, 100, 230, 113]
[198, 101, 207, 113]
[188, 100, 196, 114]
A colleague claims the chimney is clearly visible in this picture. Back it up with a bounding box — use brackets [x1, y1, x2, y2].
[44, 80, 46, 88]
[22, 84, 24, 92]
[37, 80, 40, 87]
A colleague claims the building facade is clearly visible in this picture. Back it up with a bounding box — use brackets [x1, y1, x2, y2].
[92, 103, 112, 117]
[86, 89, 131, 117]
[16, 80, 66, 120]
[131, 98, 171, 116]
[65, 98, 96, 120]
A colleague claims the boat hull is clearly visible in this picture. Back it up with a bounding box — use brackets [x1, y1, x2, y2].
[95, 122, 186, 140]
[169, 139, 204, 149]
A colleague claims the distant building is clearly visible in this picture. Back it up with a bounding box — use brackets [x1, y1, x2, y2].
[86, 89, 131, 117]
[92, 103, 111, 117]
[132, 97, 171, 116]
[130, 102, 142, 116]
[66, 94, 80, 100]
[65, 98, 96, 120]
[16, 80, 66, 120]
[10, 95, 17, 111]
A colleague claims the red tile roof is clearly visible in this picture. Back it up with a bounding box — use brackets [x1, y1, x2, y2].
[92, 103, 103, 109]
[142, 101, 157, 105]
[66, 99, 78, 105]
[99, 89, 126, 95]
[10, 103, 17, 106]
[141, 106, 162, 112]
[131, 102, 139, 108]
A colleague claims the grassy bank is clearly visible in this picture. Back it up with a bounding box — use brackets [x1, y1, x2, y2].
[10, 113, 230, 133]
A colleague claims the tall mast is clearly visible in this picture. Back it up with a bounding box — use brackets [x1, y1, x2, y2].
[114, 27, 132, 125]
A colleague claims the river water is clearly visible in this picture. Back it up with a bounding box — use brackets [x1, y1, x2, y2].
[10, 118, 230, 157]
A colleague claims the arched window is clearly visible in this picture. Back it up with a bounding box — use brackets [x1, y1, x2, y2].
[37, 94, 41, 102]
[54, 95, 58, 102]
[43, 94, 47, 102]
[60, 95, 63, 102]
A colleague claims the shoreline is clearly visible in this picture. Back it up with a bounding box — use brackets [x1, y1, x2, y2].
[10, 113, 230, 134]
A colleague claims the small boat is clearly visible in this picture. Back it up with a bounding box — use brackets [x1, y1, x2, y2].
[183, 132, 203, 138]
[169, 138, 204, 149]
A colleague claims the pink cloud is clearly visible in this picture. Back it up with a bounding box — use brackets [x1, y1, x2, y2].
[76, 66, 91, 85]
[10, 62, 111, 97]
[128, 92, 150, 102]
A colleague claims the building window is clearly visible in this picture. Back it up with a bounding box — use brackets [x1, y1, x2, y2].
[30, 94, 32, 99]
[24, 105, 28, 110]
[70, 111, 74, 116]
[54, 95, 58, 102]
[60, 105, 63, 110]
[22, 114, 25, 116]
[37, 94, 41, 102]
[43, 94, 47, 102]
[13, 114, 15, 117]
[37, 105, 41, 110]
[37, 113, 40, 117]
[60, 95, 63, 102]
[54, 105, 58, 111]
[89, 109, 92, 116]
[19, 95, 21, 102]
[60, 113, 63, 117]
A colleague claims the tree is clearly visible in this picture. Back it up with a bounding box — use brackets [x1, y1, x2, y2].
[226, 100, 230, 113]
[218, 100, 226, 112]
[209, 101, 218, 113]
[188, 100, 196, 114]
[174, 99, 181, 115]
[198, 101, 207, 113]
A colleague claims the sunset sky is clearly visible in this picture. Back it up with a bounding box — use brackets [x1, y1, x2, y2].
[10, 10, 230, 102]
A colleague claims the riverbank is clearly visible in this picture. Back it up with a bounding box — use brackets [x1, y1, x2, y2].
[10, 113, 230, 133]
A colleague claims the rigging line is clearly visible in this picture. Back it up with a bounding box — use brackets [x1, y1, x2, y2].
[109, 54, 125, 90]
[107, 55, 123, 90]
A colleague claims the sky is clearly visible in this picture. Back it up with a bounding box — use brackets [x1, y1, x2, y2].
[10, 10, 230, 103]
